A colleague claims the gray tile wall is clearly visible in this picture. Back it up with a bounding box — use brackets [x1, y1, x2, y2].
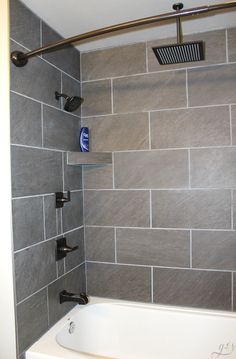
[10, 0, 84, 357]
[82, 27, 236, 313]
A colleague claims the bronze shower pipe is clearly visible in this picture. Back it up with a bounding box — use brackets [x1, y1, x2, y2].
[11, 0, 236, 67]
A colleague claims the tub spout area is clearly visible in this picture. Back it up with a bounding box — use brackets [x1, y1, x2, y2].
[59, 290, 89, 305]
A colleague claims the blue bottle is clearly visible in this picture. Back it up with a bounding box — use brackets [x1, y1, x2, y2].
[79, 127, 89, 152]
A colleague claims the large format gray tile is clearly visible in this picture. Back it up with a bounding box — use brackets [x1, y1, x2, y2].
[62, 73, 82, 117]
[43, 106, 80, 151]
[114, 150, 188, 189]
[188, 63, 236, 106]
[84, 190, 150, 227]
[85, 226, 115, 262]
[83, 165, 113, 189]
[48, 265, 86, 326]
[42, 22, 80, 80]
[113, 70, 186, 113]
[63, 153, 82, 191]
[87, 263, 151, 302]
[150, 106, 230, 149]
[191, 148, 236, 188]
[231, 105, 236, 145]
[148, 30, 226, 72]
[62, 191, 83, 232]
[11, 41, 61, 108]
[227, 27, 236, 62]
[82, 113, 149, 151]
[152, 190, 231, 229]
[10, 0, 40, 50]
[15, 240, 57, 302]
[153, 268, 231, 310]
[82, 80, 112, 117]
[11, 146, 63, 197]
[10, 92, 42, 147]
[12, 196, 44, 251]
[116, 228, 190, 267]
[192, 230, 236, 271]
[82, 43, 146, 81]
[64, 228, 85, 272]
[17, 288, 48, 354]
[44, 195, 57, 239]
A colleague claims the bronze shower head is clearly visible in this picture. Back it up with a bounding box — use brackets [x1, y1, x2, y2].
[55, 91, 84, 112]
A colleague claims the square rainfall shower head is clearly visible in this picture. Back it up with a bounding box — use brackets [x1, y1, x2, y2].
[152, 41, 204, 65]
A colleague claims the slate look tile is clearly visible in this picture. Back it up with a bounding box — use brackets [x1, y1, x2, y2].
[15, 240, 57, 302]
[82, 43, 146, 81]
[113, 70, 187, 113]
[17, 289, 48, 354]
[12, 197, 44, 251]
[153, 268, 231, 310]
[85, 227, 115, 262]
[150, 106, 230, 149]
[87, 263, 151, 302]
[114, 150, 189, 189]
[82, 112, 149, 151]
[84, 190, 150, 227]
[152, 190, 231, 229]
[116, 228, 190, 267]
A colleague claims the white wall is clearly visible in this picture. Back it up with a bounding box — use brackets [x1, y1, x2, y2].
[0, 0, 17, 358]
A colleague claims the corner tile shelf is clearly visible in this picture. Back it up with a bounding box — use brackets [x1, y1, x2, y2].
[67, 151, 112, 165]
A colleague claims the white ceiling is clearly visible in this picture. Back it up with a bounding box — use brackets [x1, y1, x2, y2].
[21, 0, 236, 52]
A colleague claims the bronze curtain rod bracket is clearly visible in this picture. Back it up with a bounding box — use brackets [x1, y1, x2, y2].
[10, 1, 236, 67]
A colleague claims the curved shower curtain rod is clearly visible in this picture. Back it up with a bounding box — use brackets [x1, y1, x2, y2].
[11, 1, 236, 67]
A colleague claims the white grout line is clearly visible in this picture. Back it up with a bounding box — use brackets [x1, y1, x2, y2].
[111, 79, 114, 114]
[186, 69, 189, 108]
[42, 196, 46, 240]
[60, 208, 63, 234]
[81, 59, 236, 83]
[62, 153, 65, 192]
[83, 187, 233, 191]
[41, 103, 44, 147]
[231, 190, 234, 230]
[188, 149, 191, 188]
[112, 152, 115, 189]
[149, 190, 152, 228]
[114, 227, 117, 263]
[151, 267, 154, 303]
[12, 192, 55, 200]
[229, 104, 233, 146]
[190, 230, 192, 268]
[11, 142, 64, 153]
[226, 29, 229, 64]
[80, 145, 236, 153]
[148, 111, 151, 150]
[85, 224, 236, 232]
[86, 260, 233, 273]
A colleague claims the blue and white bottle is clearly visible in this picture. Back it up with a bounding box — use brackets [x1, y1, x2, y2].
[79, 127, 89, 152]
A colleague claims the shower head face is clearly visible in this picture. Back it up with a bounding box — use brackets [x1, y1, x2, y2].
[64, 96, 84, 112]
[152, 41, 204, 65]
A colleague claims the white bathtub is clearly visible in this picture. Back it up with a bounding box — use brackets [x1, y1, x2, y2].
[26, 297, 236, 359]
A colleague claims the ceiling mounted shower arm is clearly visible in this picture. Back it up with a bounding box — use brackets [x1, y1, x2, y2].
[11, 0, 236, 67]
[173, 3, 184, 44]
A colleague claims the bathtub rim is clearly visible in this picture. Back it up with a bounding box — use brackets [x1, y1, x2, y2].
[25, 296, 236, 359]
